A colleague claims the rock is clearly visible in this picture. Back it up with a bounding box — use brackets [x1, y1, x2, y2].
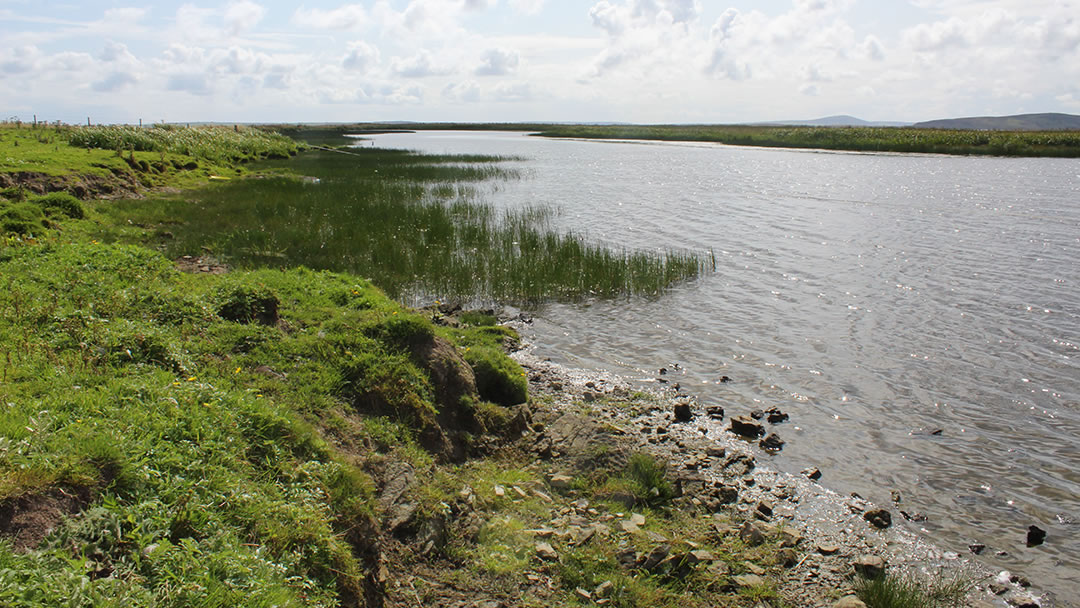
[969, 543, 986, 555]
[688, 549, 716, 563]
[1006, 593, 1039, 608]
[1026, 525, 1046, 546]
[594, 580, 614, 598]
[673, 399, 694, 422]
[729, 416, 765, 439]
[776, 548, 799, 567]
[833, 596, 868, 608]
[864, 509, 892, 529]
[641, 544, 672, 571]
[629, 513, 646, 527]
[750, 409, 765, 420]
[619, 520, 640, 534]
[817, 543, 839, 555]
[777, 528, 802, 548]
[739, 521, 767, 546]
[706, 445, 726, 458]
[535, 542, 559, 561]
[733, 574, 766, 589]
[610, 490, 636, 508]
[755, 501, 774, 519]
[706, 405, 725, 420]
[744, 562, 766, 575]
[1010, 573, 1031, 587]
[989, 583, 1009, 596]
[759, 433, 785, 451]
[802, 467, 823, 481]
[765, 408, 789, 424]
[574, 588, 592, 601]
[494, 484, 505, 498]
[616, 548, 639, 569]
[723, 452, 756, 476]
[900, 510, 927, 522]
[548, 474, 574, 492]
[386, 502, 419, 535]
[853, 555, 886, 579]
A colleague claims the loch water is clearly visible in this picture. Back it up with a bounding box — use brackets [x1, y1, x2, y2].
[363, 131, 1080, 599]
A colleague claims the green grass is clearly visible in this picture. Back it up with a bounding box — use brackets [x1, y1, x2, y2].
[855, 571, 975, 608]
[91, 144, 712, 305]
[532, 124, 1080, 157]
[0, 239, 528, 607]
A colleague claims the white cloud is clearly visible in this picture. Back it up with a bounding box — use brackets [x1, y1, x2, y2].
[493, 81, 532, 101]
[509, 0, 546, 15]
[293, 4, 368, 30]
[101, 41, 137, 64]
[224, 1, 266, 35]
[0, 45, 40, 74]
[167, 73, 213, 96]
[343, 41, 380, 72]
[475, 48, 519, 76]
[443, 80, 481, 102]
[391, 49, 453, 78]
[93, 71, 138, 92]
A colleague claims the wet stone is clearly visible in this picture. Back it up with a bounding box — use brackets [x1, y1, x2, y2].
[853, 555, 886, 579]
[863, 509, 892, 529]
[759, 433, 785, 451]
[1026, 525, 1046, 547]
[802, 467, 823, 481]
[729, 416, 765, 439]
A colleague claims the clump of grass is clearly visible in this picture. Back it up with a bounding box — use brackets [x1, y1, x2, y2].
[855, 571, 975, 608]
[30, 192, 85, 219]
[98, 145, 712, 305]
[65, 124, 299, 163]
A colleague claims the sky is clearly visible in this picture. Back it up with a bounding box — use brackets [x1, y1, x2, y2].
[1, 0, 1079, 125]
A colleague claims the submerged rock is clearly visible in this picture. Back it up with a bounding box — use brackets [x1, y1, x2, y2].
[864, 509, 893, 529]
[759, 433, 785, 451]
[1026, 525, 1047, 547]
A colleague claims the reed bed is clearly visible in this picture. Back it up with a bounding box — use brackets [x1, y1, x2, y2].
[533, 124, 1080, 157]
[104, 147, 711, 305]
[65, 124, 299, 162]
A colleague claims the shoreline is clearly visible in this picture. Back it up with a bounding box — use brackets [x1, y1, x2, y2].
[507, 329, 1066, 607]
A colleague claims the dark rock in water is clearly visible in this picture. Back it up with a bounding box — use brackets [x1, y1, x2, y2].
[759, 433, 785, 451]
[750, 409, 765, 420]
[863, 509, 892, 529]
[802, 467, 822, 481]
[719, 375, 732, 383]
[1010, 573, 1032, 587]
[900, 510, 927, 522]
[673, 399, 694, 422]
[729, 416, 765, 439]
[706, 405, 725, 420]
[890, 490, 902, 504]
[930, 428, 943, 436]
[1026, 525, 1046, 547]
[659, 368, 668, 375]
[765, 408, 789, 424]
[969, 543, 986, 555]
[853, 555, 887, 579]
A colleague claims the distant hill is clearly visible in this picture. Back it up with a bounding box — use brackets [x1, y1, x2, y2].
[751, 115, 912, 127]
[913, 112, 1080, 130]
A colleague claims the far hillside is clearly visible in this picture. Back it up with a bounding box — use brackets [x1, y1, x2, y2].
[914, 112, 1080, 130]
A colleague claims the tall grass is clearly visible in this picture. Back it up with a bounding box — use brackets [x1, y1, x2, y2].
[855, 571, 975, 608]
[65, 124, 299, 163]
[101, 146, 712, 305]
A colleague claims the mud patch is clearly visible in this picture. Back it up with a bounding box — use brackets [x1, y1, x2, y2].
[0, 170, 142, 200]
[0, 486, 91, 550]
[175, 255, 229, 274]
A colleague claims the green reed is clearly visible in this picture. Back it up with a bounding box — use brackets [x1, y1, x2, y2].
[103, 146, 711, 305]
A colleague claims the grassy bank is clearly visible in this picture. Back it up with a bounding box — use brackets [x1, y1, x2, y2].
[532, 124, 1080, 157]
[294, 122, 1080, 158]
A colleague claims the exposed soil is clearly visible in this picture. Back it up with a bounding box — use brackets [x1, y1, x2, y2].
[0, 170, 142, 200]
[0, 486, 92, 551]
